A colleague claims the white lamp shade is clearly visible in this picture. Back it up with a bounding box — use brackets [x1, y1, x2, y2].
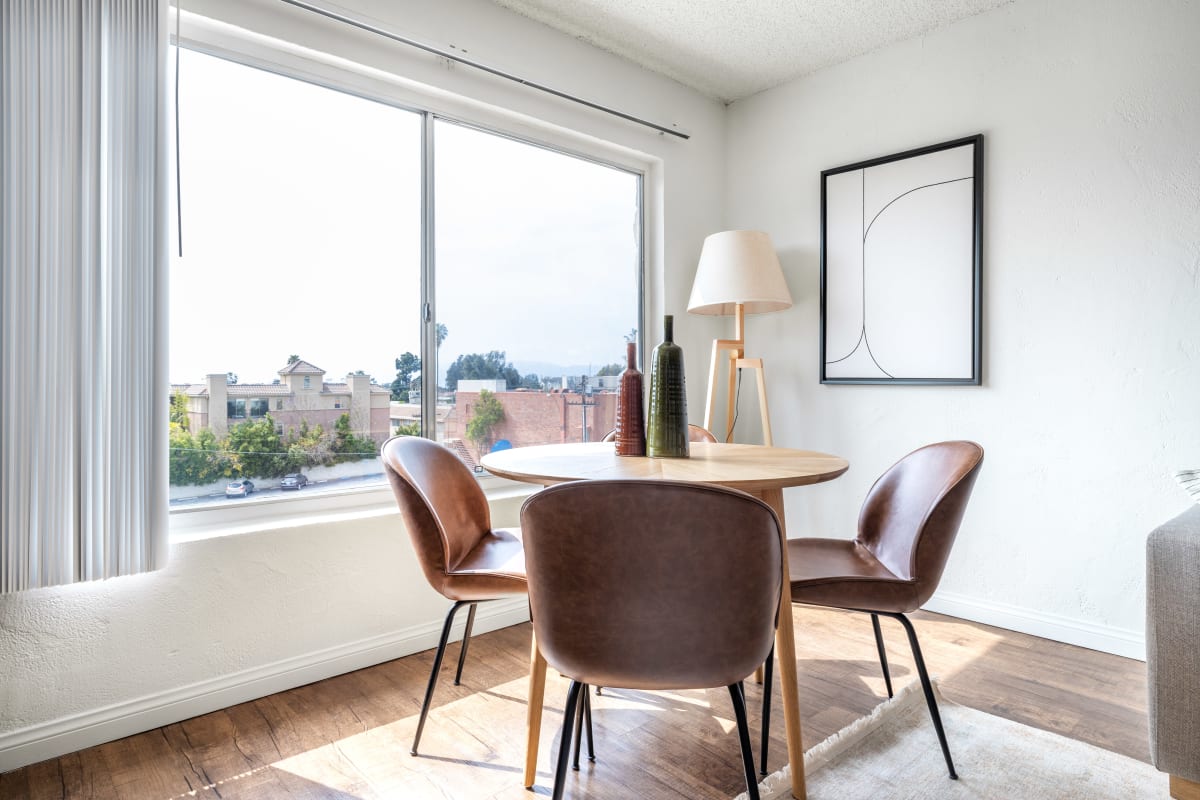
[687, 230, 793, 316]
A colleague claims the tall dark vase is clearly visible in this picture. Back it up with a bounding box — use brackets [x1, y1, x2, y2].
[647, 315, 689, 458]
[615, 341, 646, 456]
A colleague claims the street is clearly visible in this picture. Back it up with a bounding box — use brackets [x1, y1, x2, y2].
[169, 472, 387, 508]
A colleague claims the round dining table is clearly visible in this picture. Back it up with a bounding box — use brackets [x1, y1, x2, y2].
[481, 440, 849, 800]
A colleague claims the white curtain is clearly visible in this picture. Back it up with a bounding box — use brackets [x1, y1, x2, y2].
[1, 0, 169, 592]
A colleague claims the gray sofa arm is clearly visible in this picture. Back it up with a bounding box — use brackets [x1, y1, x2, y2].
[1147, 504, 1200, 786]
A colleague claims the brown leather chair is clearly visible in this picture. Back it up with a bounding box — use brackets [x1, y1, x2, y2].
[381, 435, 527, 756]
[760, 440, 983, 779]
[600, 424, 718, 443]
[521, 479, 782, 800]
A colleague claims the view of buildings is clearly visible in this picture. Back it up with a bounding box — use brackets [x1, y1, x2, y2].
[442, 384, 618, 469]
[173, 359, 391, 440]
[169, 355, 624, 496]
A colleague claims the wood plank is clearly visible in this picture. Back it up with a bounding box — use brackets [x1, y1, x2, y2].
[1, 608, 1153, 799]
[1172, 774, 1200, 800]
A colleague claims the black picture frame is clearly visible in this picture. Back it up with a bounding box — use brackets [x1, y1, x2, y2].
[819, 134, 983, 385]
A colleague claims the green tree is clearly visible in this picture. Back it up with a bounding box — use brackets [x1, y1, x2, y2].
[465, 389, 505, 457]
[283, 420, 330, 471]
[595, 362, 623, 377]
[392, 326, 446, 398]
[391, 351, 421, 401]
[169, 427, 230, 485]
[227, 415, 285, 478]
[444, 350, 521, 390]
[393, 421, 420, 436]
[521, 373, 542, 390]
[331, 413, 379, 463]
[287, 354, 300, 364]
[170, 390, 190, 431]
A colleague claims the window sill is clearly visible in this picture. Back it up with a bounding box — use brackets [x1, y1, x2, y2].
[169, 473, 540, 543]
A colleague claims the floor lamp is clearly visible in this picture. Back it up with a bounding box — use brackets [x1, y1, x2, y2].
[687, 230, 793, 445]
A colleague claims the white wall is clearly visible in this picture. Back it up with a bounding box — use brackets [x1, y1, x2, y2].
[725, 0, 1200, 657]
[0, 0, 726, 771]
[7, 0, 1195, 775]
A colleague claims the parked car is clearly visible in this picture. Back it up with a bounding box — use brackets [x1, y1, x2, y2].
[280, 473, 309, 490]
[225, 480, 255, 498]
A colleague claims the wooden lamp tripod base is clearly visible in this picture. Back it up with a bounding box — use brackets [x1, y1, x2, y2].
[702, 303, 773, 446]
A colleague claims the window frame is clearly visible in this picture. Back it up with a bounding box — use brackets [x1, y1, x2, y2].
[168, 19, 648, 534]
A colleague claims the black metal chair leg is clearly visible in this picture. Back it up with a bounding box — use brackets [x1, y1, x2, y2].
[453, 603, 479, 685]
[728, 684, 761, 800]
[584, 685, 596, 761]
[412, 600, 469, 755]
[553, 681, 584, 800]
[886, 611, 957, 780]
[572, 684, 586, 770]
[871, 613, 894, 698]
[759, 644, 774, 776]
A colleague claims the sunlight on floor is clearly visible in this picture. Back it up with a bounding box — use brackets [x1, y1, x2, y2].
[261, 613, 1010, 798]
[269, 669, 743, 799]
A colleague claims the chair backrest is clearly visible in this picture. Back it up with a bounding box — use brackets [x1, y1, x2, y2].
[600, 424, 717, 444]
[856, 441, 984, 606]
[520, 479, 782, 690]
[381, 435, 492, 595]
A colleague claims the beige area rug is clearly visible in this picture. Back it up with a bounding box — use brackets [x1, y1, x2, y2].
[737, 682, 1165, 800]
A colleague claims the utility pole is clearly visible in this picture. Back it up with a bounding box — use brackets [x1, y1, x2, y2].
[565, 374, 597, 443]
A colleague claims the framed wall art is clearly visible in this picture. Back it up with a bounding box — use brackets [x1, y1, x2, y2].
[820, 134, 983, 385]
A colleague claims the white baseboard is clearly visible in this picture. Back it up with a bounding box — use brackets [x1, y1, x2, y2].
[2, 592, 1144, 774]
[0, 598, 530, 774]
[924, 590, 1145, 661]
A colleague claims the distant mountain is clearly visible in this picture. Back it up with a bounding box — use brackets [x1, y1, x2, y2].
[435, 360, 622, 388]
[511, 360, 614, 379]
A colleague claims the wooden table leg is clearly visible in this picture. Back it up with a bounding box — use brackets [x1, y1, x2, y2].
[760, 487, 807, 800]
[525, 630, 548, 789]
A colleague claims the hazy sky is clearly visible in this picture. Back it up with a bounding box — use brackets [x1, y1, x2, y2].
[169, 47, 640, 387]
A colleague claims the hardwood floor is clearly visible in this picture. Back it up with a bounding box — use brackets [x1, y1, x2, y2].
[0, 608, 1149, 799]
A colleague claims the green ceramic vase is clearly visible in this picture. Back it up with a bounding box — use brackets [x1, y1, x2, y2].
[646, 315, 689, 458]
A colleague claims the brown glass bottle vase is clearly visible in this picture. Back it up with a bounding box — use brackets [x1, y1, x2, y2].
[615, 341, 646, 456]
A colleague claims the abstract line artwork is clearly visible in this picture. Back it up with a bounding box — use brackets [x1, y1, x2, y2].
[820, 135, 983, 385]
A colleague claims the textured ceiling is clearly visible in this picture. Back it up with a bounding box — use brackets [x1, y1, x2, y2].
[489, 0, 1014, 102]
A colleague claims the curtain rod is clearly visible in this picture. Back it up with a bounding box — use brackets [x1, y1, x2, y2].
[277, 0, 690, 140]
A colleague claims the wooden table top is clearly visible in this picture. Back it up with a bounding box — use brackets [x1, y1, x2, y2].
[480, 441, 848, 492]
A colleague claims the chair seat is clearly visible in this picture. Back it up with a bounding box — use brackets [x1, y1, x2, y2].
[787, 538, 919, 614]
[443, 527, 527, 601]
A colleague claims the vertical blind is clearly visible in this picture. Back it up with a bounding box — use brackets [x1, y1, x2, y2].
[1, 0, 169, 592]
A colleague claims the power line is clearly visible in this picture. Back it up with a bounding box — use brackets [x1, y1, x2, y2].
[169, 447, 379, 456]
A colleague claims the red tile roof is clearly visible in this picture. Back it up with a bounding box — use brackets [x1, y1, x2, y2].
[278, 359, 325, 375]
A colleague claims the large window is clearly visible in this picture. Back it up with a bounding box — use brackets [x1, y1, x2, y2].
[169, 47, 641, 510]
[433, 121, 641, 466]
